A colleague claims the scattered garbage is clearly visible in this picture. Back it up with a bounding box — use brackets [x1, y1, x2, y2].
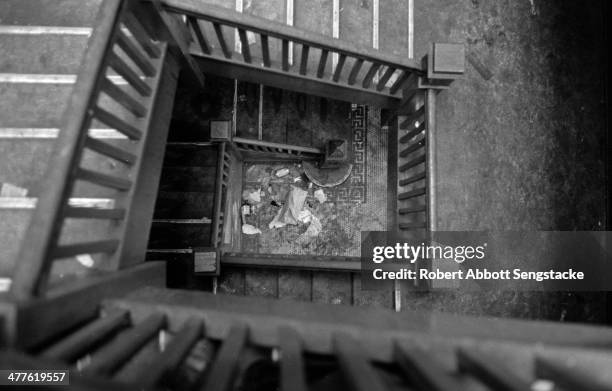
[242, 224, 262, 235]
[297, 209, 313, 224]
[314, 189, 327, 203]
[268, 186, 308, 228]
[299, 214, 322, 243]
[241, 205, 252, 216]
[243, 188, 262, 204]
[270, 200, 282, 208]
[76, 254, 95, 268]
[275, 168, 290, 177]
[0, 182, 27, 197]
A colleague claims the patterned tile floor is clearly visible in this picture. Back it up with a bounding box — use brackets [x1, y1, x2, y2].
[241, 105, 388, 256]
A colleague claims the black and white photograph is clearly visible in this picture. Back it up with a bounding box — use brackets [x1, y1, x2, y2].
[0, 0, 610, 389]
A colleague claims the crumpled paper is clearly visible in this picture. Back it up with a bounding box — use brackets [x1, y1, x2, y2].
[268, 185, 308, 229]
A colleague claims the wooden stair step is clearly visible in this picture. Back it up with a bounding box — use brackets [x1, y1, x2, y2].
[0, 33, 88, 74]
[0, 0, 104, 27]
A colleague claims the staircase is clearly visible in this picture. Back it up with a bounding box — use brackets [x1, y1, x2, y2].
[2, 275, 612, 390]
[0, 0, 103, 284]
[1, 0, 177, 298]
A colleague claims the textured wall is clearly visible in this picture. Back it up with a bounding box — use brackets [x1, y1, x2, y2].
[405, 0, 607, 323]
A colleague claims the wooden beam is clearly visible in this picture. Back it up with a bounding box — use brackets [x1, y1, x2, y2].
[457, 348, 532, 391]
[221, 253, 361, 272]
[333, 332, 387, 391]
[156, 0, 423, 71]
[0, 263, 165, 349]
[199, 323, 248, 391]
[193, 53, 400, 108]
[112, 47, 179, 269]
[84, 313, 166, 375]
[278, 326, 308, 391]
[101, 287, 612, 364]
[41, 310, 130, 362]
[394, 342, 462, 391]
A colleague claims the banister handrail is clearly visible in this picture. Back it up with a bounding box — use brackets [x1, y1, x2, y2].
[10, 0, 169, 300]
[156, 0, 424, 74]
[10, 0, 125, 300]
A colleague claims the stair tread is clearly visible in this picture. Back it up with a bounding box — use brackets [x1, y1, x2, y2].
[0, 208, 31, 275]
[0, 139, 135, 197]
[0, 34, 87, 74]
[0, 0, 103, 27]
[0, 82, 72, 128]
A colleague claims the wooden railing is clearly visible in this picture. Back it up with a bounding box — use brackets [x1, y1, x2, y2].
[211, 142, 230, 248]
[232, 137, 323, 161]
[395, 83, 432, 232]
[149, 0, 424, 108]
[9, 0, 169, 299]
[3, 287, 612, 390]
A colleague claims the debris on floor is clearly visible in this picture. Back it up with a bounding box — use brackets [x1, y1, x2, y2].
[243, 188, 262, 204]
[0, 182, 28, 197]
[299, 214, 322, 243]
[269, 186, 308, 228]
[314, 189, 327, 203]
[275, 168, 290, 177]
[242, 224, 262, 235]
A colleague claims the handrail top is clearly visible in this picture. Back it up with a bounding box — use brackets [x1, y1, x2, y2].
[151, 0, 424, 73]
[233, 137, 323, 154]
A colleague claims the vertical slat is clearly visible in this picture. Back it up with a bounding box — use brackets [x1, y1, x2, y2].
[282, 39, 290, 71]
[85, 136, 137, 165]
[456, 348, 531, 391]
[333, 332, 387, 391]
[362, 63, 381, 88]
[51, 239, 119, 259]
[347, 58, 364, 85]
[332, 54, 347, 82]
[92, 106, 143, 140]
[425, 89, 437, 233]
[9, 0, 124, 299]
[77, 167, 132, 190]
[211, 142, 226, 248]
[115, 29, 156, 77]
[122, 11, 161, 59]
[394, 343, 461, 391]
[122, 317, 203, 387]
[299, 44, 310, 75]
[107, 52, 152, 97]
[213, 22, 232, 59]
[100, 77, 146, 117]
[535, 356, 610, 391]
[83, 313, 166, 376]
[199, 323, 248, 391]
[41, 310, 129, 362]
[278, 326, 308, 391]
[389, 70, 410, 94]
[238, 28, 251, 63]
[317, 49, 329, 78]
[261, 34, 271, 67]
[188, 16, 211, 55]
[376, 66, 396, 91]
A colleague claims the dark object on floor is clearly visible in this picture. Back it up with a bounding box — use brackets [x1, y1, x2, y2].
[296, 93, 308, 119]
[210, 120, 232, 141]
[270, 87, 283, 113]
[303, 161, 353, 188]
[467, 52, 493, 80]
[322, 139, 349, 168]
[320, 97, 328, 122]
